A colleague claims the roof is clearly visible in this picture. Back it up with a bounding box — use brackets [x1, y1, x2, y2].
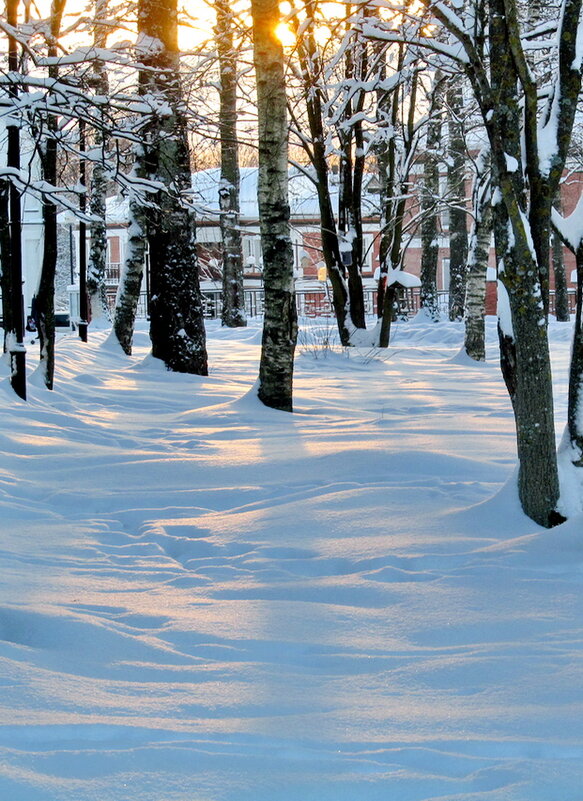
[101, 167, 381, 226]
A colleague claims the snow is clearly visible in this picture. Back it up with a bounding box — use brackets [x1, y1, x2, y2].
[387, 267, 421, 288]
[1, 315, 583, 800]
[496, 280, 514, 339]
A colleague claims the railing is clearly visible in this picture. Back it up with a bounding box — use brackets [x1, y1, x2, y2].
[66, 284, 579, 325]
[105, 263, 121, 285]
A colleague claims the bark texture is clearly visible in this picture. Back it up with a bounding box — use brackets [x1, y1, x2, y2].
[293, 2, 350, 345]
[6, 0, 26, 399]
[464, 158, 491, 362]
[337, 14, 366, 330]
[552, 223, 569, 321]
[139, 0, 208, 374]
[252, 0, 297, 411]
[567, 246, 583, 461]
[35, 0, 66, 389]
[215, 0, 246, 328]
[87, 0, 112, 328]
[113, 199, 147, 355]
[419, 74, 445, 322]
[487, 0, 562, 526]
[447, 78, 469, 322]
[0, 180, 13, 350]
[376, 48, 418, 348]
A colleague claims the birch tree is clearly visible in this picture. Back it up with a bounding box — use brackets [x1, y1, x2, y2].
[215, 0, 246, 328]
[464, 149, 492, 361]
[252, 0, 297, 410]
[87, 0, 111, 328]
[446, 77, 469, 322]
[419, 72, 445, 322]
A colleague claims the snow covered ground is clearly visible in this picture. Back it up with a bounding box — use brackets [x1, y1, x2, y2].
[0, 316, 582, 801]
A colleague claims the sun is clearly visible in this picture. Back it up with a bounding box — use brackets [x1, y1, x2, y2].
[275, 21, 296, 47]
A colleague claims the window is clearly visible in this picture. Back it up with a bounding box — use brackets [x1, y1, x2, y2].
[441, 258, 450, 291]
[362, 234, 374, 273]
[243, 236, 262, 272]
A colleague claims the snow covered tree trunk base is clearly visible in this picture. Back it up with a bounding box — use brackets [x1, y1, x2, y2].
[149, 208, 208, 376]
[464, 199, 491, 362]
[88, 288, 111, 329]
[378, 284, 397, 348]
[500, 282, 563, 528]
[220, 208, 247, 329]
[326, 265, 351, 347]
[252, 0, 298, 411]
[88, 165, 112, 328]
[465, 315, 486, 363]
[113, 205, 147, 356]
[346, 252, 365, 330]
[258, 287, 297, 412]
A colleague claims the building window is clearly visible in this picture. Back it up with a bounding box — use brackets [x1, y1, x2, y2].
[441, 258, 450, 291]
[362, 234, 374, 273]
[106, 236, 121, 284]
[243, 236, 262, 272]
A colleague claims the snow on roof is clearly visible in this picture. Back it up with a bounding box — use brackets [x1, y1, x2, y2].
[387, 268, 421, 288]
[99, 167, 381, 226]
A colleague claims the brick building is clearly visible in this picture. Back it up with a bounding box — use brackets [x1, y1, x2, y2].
[73, 165, 581, 319]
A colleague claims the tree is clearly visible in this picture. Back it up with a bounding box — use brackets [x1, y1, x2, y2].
[87, 0, 112, 329]
[552, 199, 583, 461]
[464, 149, 492, 362]
[376, 69, 420, 347]
[5, 0, 26, 400]
[366, 0, 582, 525]
[288, 1, 351, 346]
[117, 0, 208, 374]
[252, 0, 297, 411]
[335, 7, 369, 331]
[419, 72, 445, 323]
[215, 0, 246, 328]
[446, 77, 469, 322]
[552, 194, 570, 321]
[34, 0, 67, 389]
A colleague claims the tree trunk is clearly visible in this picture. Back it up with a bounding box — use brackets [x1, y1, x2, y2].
[139, 0, 208, 374]
[567, 245, 583, 461]
[552, 207, 570, 321]
[294, 5, 350, 345]
[376, 55, 418, 346]
[88, 156, 110, 326]
[488, 0, 561, 526]
[447, 78, 469, 322]
[337, 17, 366, 330]
[87, 0, 112, 328]
[113, 197, 147, 354]
[420, 73, 445, 322]
[0, 180, 13, 351]
[78, 120, 89, 343]
[6, 0, 26, 400]
[464, 157, 491, 362]
[35, 0, 67, 389]
[252, 0, 297, 411]
[215, 0, 246, 328]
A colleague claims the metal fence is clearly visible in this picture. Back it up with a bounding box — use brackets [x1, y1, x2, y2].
[60, 284, 581, 328]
